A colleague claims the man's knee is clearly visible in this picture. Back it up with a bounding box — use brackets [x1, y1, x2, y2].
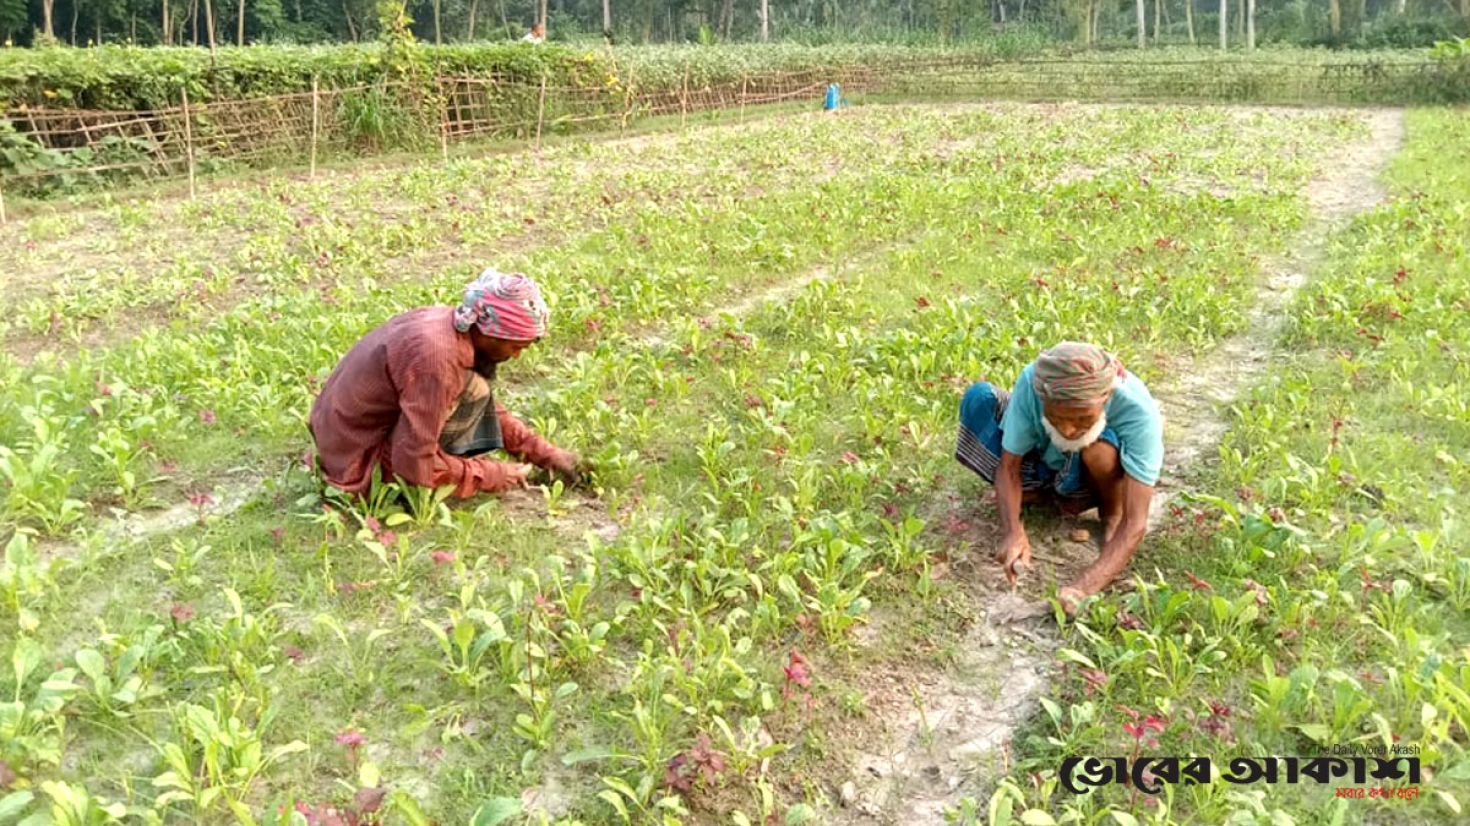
[1081, 439, 1121, 480]
[960, 381, 998, 422]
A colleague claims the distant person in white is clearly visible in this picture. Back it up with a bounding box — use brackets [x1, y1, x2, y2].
[522, 24, 545, 43]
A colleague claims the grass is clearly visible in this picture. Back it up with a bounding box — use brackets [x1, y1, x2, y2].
[0, 101, 1465, 825]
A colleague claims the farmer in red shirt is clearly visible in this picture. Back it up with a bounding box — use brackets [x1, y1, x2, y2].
[309, 270, 585, 498]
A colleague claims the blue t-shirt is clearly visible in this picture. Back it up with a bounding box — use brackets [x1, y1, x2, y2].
[999, 363, 1164, 486]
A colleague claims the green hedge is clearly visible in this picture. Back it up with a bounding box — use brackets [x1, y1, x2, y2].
[0, 43, 617, 110]
[1, 41, 1464, 114]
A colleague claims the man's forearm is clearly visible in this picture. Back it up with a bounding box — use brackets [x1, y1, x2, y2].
[996, 453, 1025, 537]
[1076, 485, 1152, 587]
[1081, 515, 1147, 590]
[496, 404, 563, 466]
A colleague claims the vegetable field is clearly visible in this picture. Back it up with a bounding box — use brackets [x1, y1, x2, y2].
[0, 99, 1468, 825]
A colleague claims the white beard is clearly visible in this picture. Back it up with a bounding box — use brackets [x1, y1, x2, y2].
[1042, 411, 1108, 453]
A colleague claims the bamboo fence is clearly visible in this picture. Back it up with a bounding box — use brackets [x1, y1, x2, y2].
[0, 54, 1446, 209]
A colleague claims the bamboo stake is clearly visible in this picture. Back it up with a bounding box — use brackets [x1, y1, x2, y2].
[680, 63, 690, 130]
[534, 71, 548, 151]
[740, 75, 748, 122]
[310, 75, 320, 179]
[440, 80, 450, 160]
[180, 85, 197, 200]
[621, 60, 635, 136]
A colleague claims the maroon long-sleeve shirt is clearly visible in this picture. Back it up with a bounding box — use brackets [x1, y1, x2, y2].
[308, 306, 562, 497]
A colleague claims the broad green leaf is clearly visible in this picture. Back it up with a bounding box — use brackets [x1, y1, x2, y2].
[74, 649, 106, 683]
[227, 799, 259, 826]
[453, 620, 476, 653]
[1110, 812, 1140, 826]
[473, 793, 526, 823]
[1057, 648, 1097, 670]
[1289, 723, 1330, 743]
[561, 746, 620, 765]
[1020, 811, 1057, 826]
[988, 782, 1016, 826]
[0, 791, 36, 821]
[12, 638, 43, 688]
[597, 790, 629, 820]
[419, 618, 450, 646]
[389, 791, 431, 826]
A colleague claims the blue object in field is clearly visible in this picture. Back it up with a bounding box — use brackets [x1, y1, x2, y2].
[824, 83, 841, 110]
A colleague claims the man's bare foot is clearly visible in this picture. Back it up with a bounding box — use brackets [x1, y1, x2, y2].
[1058, 585, 1087, 616]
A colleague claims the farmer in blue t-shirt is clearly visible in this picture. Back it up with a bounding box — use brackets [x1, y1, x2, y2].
[955, 342, 1163, 616]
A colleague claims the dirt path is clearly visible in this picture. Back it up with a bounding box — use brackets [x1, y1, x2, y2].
[1155, 108, 1405, 484]
[828, 107, 1406, 825]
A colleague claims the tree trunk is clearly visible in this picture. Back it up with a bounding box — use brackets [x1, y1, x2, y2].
[467, 0, 478, 39]
[1092, 0, 1102, 44]
[189, 0, 197, 44]
[70, 0, 79, 44]
[433, 0, 441, 43]
[760, 0, 768, 40]
[203, 0, 216, 52]
[41, 0, 54, 38]
[1153, 0, 1161, 42]
[1185, 0, 1195, 44]
[1329, 0, 1340, 38]
[1136, 0, 1145, 46]
[1246, 0, 1254, 49]
[537, 0, 547, 28]
[602, 0, 611, 38]
[1235, 0, 1243, 38]
[720, 0, 731, 38]
[237, 0, 245, 44]
[340, 0, 357, 40]
[163, 0, 171, 45]
[1217, 0, 1226, 49]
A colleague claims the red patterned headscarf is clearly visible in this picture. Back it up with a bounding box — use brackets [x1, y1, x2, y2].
[452, 269, 549, 342]
[1032, 342, 1121, 402]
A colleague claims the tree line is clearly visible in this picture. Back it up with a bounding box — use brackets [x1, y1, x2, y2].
[2, 0, 1466, 50]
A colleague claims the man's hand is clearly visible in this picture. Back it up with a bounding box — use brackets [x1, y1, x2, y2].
[481, 461, 536, 493]
[545, 450, 591, 487]
[995, 530, 1032, 587]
